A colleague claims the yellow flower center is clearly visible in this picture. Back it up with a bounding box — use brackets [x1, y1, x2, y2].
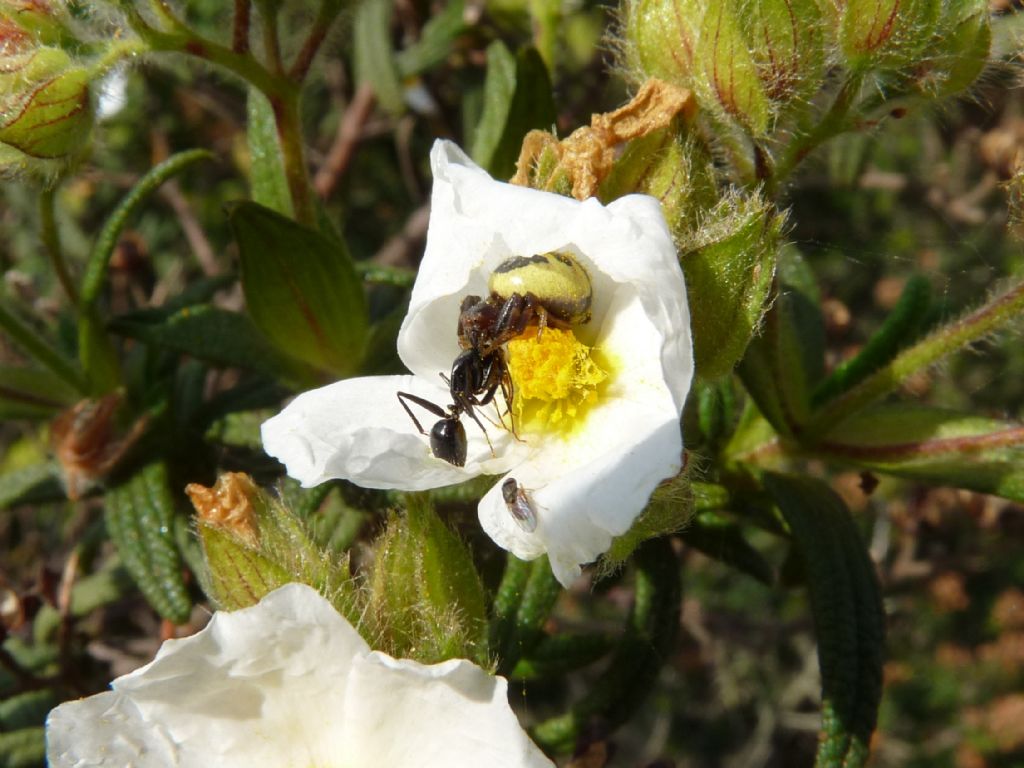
[505, 326, 608, 435]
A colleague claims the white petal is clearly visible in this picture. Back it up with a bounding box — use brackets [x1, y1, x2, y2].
[48, 584, 366, 767]
[478, 285, 685, 587]
[261, 375, 525, 490]
[344, 653, 553, 767]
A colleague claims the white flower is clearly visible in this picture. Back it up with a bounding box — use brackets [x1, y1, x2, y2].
[261, 140, 692, 587]
[46, 583, 552, 768]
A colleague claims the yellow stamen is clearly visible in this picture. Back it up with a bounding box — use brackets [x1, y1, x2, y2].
[506, 327, 608, 435]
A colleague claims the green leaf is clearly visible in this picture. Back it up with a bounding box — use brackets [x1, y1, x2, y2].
[80, 149, 214, 308]
[680, 511, 774, 585]
[246, 88, 293, 217]
[0, 463, 60, 509]
[0, 365, 79, 419]
[0, 689, 57, 730]
[813, 275, 930, 407]
[109, 305, 310, 382]
[0, 726, 45, 768]
[353, 0, 404, 114]
[0, 300, 84, 393]
[820, 404, 1024, 502]
[395, 0, 467, 76]
[764, 473, 884, 768]
[227, 201, 369, 378]
[105, 462, 192, 624]
[471, 43, 556, 180]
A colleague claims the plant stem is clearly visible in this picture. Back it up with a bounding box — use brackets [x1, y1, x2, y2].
[272, 92, 316, 225]
[805, 276, 1024, 440]
[39, 187, 79, 309]
[260, 2, 284, 75]
[289, 0, 344, 81]
[118, 5, 316, 224]
[768, 74, 862, 197]
[232, 0, 251, 53]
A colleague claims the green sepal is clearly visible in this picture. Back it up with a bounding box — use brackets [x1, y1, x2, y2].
[604, 472, 692, 568]
[228, 201, 368, 379]
[680, 191, 779, 380]
[695, 0, 770, 135]
[471, 42, 556, 181]
[764, 473, 884, 768]
[368, 494, 488, 664]
[622, 0, 702, 87]
[818, 404, 1024, 503]
[839, 0, 941, 73]
[740, 0, 824, 110]
[599, 127, 717, 231]
[0, 64, 92, 159]
[105, 462, 192, 624]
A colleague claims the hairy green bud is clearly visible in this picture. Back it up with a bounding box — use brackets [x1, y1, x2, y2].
[839, 0, 941, 73]
[367, 495, 488, 665]
[622, 0, 703, 86]
[912, 1, 990, 98]
[742, 0, 825, 108]
[0, 40, 93, 162]
[190, 473, 357, 621]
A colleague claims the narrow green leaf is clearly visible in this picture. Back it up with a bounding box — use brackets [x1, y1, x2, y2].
[81, 149, 214, 307]
[0, 689, 57, 730]
[246, 88, 294, 217]
[0, 300, 84, 392]
[680, 512, 774, 585]
[110, 305, 309, 381]
[814, 275, 930, 407]
[105, 462, 191, 624]
[764, 473, 884, 768]
[0, 463, 60, 509]
[228, 201, 368, 378]
[820, 404, 1024, 502]
[395, 0, 467, 76]
[0, 365, 79, 418]
[353, 0, 404, 114]
[471, 43, 556, 180]
[0, 726, 45, 768]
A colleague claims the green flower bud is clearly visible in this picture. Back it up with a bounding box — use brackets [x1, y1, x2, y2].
[839, 0, 941, 73]
[622, 0, 704, 86]
[367, 495, 488, 664]
[189, 473, 357, 619]
[679, 190, 780, 379]
[0, 45, 93, 160]
[743, 0, 826, 107]
[694, 0, 770, 134]
[912, 1, 990, 98]
[0, 0, 72, 48]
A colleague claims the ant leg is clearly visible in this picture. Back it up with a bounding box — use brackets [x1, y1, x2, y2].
[463, 405, 497, 458]
[396, 391, 446, 437]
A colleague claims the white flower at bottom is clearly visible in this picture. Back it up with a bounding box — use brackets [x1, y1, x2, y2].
[46, 583, 552, 768]
[261, 140, 693, 587]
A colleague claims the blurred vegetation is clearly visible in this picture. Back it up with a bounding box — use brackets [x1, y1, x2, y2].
[1, 0, 1023, 767]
